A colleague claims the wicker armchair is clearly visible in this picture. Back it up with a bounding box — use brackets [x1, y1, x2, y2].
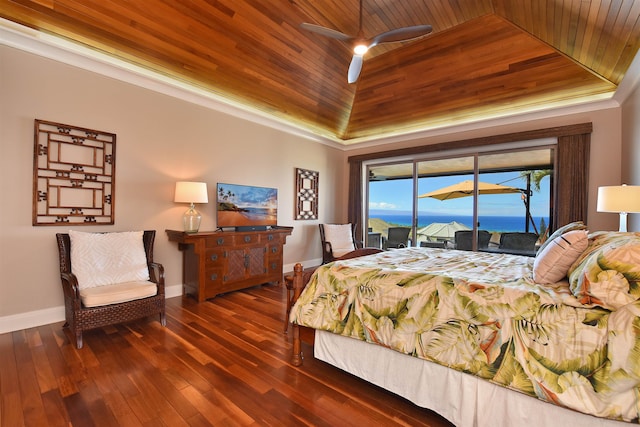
[56, 230, 166, 349]
[319, 223, 381, 264]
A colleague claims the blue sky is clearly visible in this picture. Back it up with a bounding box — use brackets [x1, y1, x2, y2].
[369, 171, 551, 218]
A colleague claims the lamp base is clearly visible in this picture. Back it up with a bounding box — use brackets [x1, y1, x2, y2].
[619, 212, 628, 232]
[183, 204, 202, 233]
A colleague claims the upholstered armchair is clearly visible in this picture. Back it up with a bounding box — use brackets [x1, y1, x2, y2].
[56, 230, 166, 349]
[319, 223, 381, 264]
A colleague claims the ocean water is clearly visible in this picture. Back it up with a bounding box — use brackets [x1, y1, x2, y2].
[370, 213, 549, 233]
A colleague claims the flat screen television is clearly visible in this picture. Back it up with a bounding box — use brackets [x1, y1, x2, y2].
[216, 183, 278, 231]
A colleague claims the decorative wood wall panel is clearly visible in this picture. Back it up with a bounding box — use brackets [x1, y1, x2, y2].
[33, 119, 116, 226]
[295, 168, 318, 220]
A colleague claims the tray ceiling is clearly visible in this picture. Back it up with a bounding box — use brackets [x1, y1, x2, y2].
[1, 1, 639, 144]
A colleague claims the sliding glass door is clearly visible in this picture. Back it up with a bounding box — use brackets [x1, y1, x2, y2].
[366, 145, 554, 253]
[416, 156, 475, 248]
[367, 162, 415, 249]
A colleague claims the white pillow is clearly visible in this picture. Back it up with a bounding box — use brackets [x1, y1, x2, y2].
[69, 230, 150, 289]
[323, 224, 356, 257]
[533, 230, 588, 284]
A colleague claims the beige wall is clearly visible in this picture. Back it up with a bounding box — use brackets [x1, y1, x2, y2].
[0, 45, 343, 321]
[0, 40, 628, 328]
[622, 77, 640, 231]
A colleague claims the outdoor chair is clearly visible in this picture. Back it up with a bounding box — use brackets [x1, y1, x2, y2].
[56, 230, 166, 349]
[454, 230, 491, 251]
[420, 241, 446, 249]
[319, 223, 381, 264]
[499, 232, 538, 252]
[383, 227, 412, 249]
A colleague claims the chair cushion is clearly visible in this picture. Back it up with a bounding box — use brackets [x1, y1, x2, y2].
[323, 224, 356, 257]
[79, 280, 158, 307]
[69, 230, 150, 289]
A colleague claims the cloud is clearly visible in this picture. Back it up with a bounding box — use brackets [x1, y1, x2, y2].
[369, 201, 397, 210]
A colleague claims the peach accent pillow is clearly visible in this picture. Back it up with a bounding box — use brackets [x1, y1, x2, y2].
[536, 220, 586, 255]
[533, 230, 588, 284]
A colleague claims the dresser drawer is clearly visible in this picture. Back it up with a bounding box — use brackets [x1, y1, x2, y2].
[206, 233, 260, 247]
[205, 248, 226, 264]
[205, 235, 236, 247]
[266, 244, 281, 258]
[260, 233, 281, 244]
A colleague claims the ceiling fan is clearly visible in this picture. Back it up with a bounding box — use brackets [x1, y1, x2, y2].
[300, 0, 432, 84]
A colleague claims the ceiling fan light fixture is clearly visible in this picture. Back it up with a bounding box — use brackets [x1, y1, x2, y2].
[300, 0, 432, 84]
[353, 43, 369, 55]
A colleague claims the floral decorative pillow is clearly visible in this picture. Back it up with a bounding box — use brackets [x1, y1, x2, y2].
[568, 232, 640, 310]
[536, 220, 587, 255]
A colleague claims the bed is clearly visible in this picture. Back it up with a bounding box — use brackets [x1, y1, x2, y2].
[289, 227, 640, 426]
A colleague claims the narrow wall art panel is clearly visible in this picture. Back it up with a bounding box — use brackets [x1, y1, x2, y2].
[33, 119, 116, 226]
[295, 168, 318, 220]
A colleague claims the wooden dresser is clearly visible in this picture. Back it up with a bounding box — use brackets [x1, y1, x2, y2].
[166, 227, 293, 302]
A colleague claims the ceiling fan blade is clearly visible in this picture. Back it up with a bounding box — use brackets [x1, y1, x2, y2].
[348, 54, 364, 84]
[300, 23, 353, 41]
[369, 25, 433, 48]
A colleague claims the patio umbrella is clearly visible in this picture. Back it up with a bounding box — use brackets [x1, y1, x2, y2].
[418, 180, 522, 201]
[417, 221, 470, 240]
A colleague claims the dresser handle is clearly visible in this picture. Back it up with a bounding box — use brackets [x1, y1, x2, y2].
[244, 236, 251, 243]
[267, 234, 274, 241]
[210, 254, 218, 261]
[271, 247, 278, 254]
[210, 273, 218, 281]
[217, 238, 224, 245]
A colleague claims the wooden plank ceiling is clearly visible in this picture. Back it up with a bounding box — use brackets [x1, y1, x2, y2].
[1, 0, 639, 144]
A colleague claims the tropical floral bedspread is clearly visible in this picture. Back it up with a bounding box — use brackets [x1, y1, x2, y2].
[290, 247, 640, 422]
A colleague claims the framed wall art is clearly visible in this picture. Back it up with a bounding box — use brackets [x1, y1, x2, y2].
[33, 119, 116, 226]
[295, 168, 318, 220]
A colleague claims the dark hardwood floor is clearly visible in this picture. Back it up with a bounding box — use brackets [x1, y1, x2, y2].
[1, 283, 454, 426]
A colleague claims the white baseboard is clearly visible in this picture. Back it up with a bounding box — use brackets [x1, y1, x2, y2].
[165, 283, 183, 299]
[0, 306, 66, 335]
[0, 284, 184, 334]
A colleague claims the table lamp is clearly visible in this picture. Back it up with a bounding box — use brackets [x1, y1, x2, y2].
[597, 184, 640, 232]
[174, 181, 208, 233]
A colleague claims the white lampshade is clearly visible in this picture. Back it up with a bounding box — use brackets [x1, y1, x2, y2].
[597, 184, 640, 232]
[174, 181, 208, 204]
[174, 182, 208, 233]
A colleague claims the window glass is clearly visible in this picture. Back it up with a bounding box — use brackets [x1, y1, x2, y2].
[367, 163, 414, 248]
[365, 146, 554, 253]
[416, 156, 474, 248]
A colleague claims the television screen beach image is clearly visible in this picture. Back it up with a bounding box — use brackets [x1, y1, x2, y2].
[216, 183, 278, 229]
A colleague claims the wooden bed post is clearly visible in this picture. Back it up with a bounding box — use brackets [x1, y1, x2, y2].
[291, 262, 304, 366]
